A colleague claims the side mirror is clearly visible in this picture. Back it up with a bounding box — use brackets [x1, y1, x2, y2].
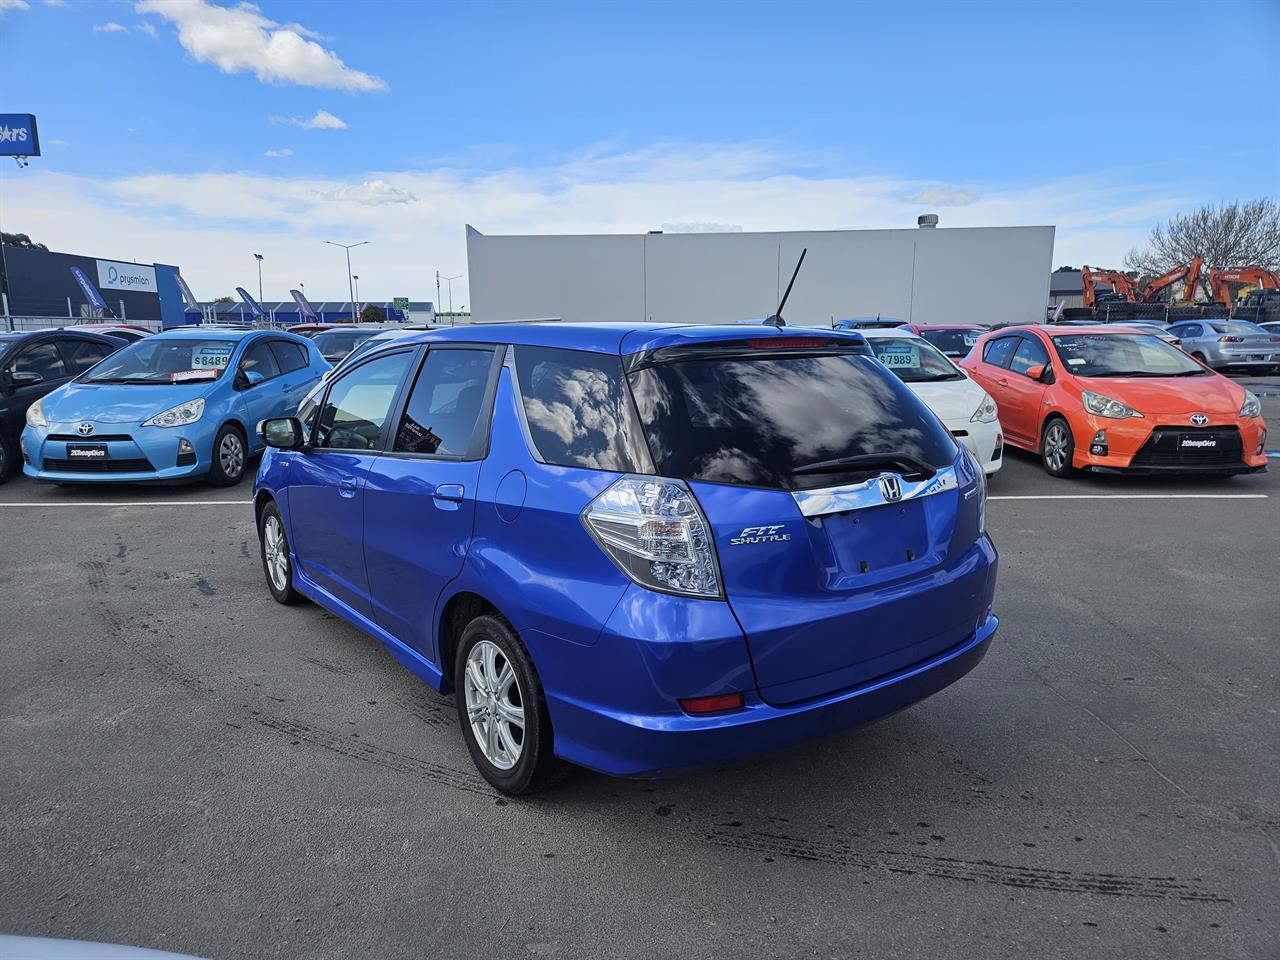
[259, 416, 304, 450]
[243, 369, 266, 387]
[10, 370, 44, 387]
[1023, 363, 1046, 381]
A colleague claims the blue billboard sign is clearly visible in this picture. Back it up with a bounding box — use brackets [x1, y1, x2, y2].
[69, 266, 108, 311]
[236, 286, 264, 318]
[0, 114, 40, 157]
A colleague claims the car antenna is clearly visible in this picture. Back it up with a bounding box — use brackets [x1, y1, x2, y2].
[765, 247, 807, 327]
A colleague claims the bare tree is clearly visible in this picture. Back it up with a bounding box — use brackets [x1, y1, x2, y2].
[1125, 199, 1280, 275]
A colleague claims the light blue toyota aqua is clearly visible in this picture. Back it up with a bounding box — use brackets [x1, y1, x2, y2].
[21, 329, 327, 486]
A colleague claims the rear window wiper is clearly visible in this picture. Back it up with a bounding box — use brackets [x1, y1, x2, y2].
[791, 452, 937, 479]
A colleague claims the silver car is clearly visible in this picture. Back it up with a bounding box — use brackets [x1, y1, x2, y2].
[1114, 322, 1180, 345]
[1166, 319, 1280, 372]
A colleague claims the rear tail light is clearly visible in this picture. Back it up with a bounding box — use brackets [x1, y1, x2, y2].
[749, 337, 830, 349]
[583, 476, 723, 598]
[679, 692, 744, 715]
[1170, 338, 1181, 346]
[1218, 336, 1244, 343]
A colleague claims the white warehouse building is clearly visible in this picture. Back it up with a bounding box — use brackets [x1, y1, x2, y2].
[465, 217, 1055, 328]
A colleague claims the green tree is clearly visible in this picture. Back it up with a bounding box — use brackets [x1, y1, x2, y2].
[360, 303, 387, 324]
[213, 296, 234, 304]
[1, 232, 48, 251]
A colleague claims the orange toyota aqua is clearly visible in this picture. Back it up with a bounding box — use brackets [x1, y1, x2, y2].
[960, 325, 1268, 477]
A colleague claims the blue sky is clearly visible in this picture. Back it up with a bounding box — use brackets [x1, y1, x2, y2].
[3, 0, 1277, 303]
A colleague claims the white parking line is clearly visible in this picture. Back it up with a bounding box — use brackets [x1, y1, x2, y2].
[989, 494, 1267, 500]
[0, 500, 251, 507]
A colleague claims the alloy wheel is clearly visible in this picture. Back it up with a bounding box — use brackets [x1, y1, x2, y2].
[263, 515, 288, 592]
[463, 639, 525, 770]
[1044, 423, 1069, 472]
[219, 432, 245, 479]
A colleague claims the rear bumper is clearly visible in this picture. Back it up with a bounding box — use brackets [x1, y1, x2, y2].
[548, 612, 997, 778]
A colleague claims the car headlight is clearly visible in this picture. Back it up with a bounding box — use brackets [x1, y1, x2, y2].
[142, 397, 205, 428]
[1239, 391, 1261, 418]
[1081, 390, 1143, 419]
[25, 398, 47, 429]
[970, 395, 998, 423]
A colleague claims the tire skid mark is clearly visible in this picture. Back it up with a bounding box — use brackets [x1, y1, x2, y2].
[701, 827, 1232, 903]
[249, 711, 487, 796]
[392, 692, 455, 729]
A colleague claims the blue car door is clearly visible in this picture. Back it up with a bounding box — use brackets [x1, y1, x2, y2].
[363, 345, 501, 659]
[286, 349, 415, 618]
[232, 338, 284, 432]
[267, 339, 322, 418]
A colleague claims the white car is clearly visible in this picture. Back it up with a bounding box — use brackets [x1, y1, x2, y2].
[860, 328, 1003, 475]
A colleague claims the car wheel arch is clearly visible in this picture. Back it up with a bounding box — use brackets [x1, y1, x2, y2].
[438, 591, 508, 690]
[1040, 411, 1073, 452]
[253, 489, 277, 533]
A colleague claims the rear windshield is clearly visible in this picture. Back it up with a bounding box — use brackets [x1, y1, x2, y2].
[1208, 321, 1266, 335]
[627, 352, 957, 491]
[918, 328, 980, 355]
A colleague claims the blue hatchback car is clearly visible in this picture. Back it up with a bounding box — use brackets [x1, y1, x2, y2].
[22, 329, 327, 486]
[252, 323, 998, 793]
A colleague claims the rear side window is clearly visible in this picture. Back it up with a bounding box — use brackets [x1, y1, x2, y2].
[982, 336, 1020, 368]
[514, 346, 648, 472]
[627, 352, 957, 491]
[269, 340, 309, 373]
[1009, 336, 1050, 375]
[61, 339, 115, 373]
[393, 348, 493, 457]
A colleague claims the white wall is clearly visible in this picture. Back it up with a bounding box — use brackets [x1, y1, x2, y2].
[466, 224, 1054, 328]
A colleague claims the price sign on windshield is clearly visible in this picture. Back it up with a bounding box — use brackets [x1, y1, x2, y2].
[879, 343, 921, 368]
[191, 345, 233, 370]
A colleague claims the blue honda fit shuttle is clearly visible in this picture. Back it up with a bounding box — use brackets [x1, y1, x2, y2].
[22, 329, 327, 485]
[252, 323, 998, 794]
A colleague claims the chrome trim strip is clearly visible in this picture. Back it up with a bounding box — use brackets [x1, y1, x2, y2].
[791, 465, 959, 518]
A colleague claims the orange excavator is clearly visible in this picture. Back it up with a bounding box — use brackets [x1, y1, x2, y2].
[1137, 256, 1203, 303]
[1208, 265, 1280, 306]
[1081, 265, 1139, 308]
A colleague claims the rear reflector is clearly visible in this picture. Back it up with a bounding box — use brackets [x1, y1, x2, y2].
[748, 338, 830, 349]
[679, 692, 745, 715]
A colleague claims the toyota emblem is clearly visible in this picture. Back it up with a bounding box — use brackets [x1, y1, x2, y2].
[879, 475, 903, 502]
[77, 422, 95, 436]
[1189, 413, 1209, 427]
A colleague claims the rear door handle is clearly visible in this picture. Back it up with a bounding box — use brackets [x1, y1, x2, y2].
[339, 476, 358, 498]
[434, 483, 465, 503]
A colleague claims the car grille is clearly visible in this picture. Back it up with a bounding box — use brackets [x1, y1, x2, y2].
[42, 457, 155, 473]
[48, 433, 135, 442]
[1130, 427, 1243, 467]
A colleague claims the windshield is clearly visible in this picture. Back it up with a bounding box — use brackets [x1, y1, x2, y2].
[867, 336, 965, 383]
[918, 328, 980, 355]
[313, 329, 377, 359]
[1208, 321, 1267, 336]
[80, 338, 238, 384]
[628, 351, 957, 491]
[1050, 333, 1206, 378]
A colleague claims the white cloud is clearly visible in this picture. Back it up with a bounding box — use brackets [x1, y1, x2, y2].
[904, 186, 979, 207]
[93, 21, 129, 32]
[3, 143, 1196, 305]
[137, 20, 158, 37]
[43, 0, 68, 6]
[50, 139, 69, 146]
[135, 0, 387, 92]
[317, 178, 417, 205]
[0, 0, 31, 13]
[270, 109, 347, 130]
[264, 148, 293, 158]
[662, 222, 743, 233]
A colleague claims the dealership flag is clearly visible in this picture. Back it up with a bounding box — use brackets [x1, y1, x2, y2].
[290, 288, 318, 320]
[175, 274, 201, 312]
[236, 287, 264, 318]
[69, 266, 109, 311]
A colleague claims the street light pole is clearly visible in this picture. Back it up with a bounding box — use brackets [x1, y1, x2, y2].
[442, 273, 462, 321]
[253, 253, 264, 304]
[324, 240, 370, 323]
[352, 275, 360, 317]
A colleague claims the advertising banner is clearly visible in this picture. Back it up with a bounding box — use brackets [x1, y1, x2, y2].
[290, 288, 318, 319]
[0, 114, 39, 157]
[236, 287, 264, 318]
[97, 259, 158, 294]
[69, 266, 109, 311]
[175, 274, 201, 312]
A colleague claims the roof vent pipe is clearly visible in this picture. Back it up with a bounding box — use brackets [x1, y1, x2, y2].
[917, 214, 939, 228]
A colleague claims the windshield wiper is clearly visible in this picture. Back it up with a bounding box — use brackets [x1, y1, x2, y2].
[791, 452, 937, 478]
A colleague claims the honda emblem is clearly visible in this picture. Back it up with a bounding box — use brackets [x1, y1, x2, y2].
[879, 475, 903, 502]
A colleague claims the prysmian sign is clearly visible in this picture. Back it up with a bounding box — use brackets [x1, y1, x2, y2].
[97, 259, 157, 293]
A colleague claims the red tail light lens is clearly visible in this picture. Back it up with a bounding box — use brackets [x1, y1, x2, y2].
[679, 692, 745, 715]
[1170, 338, 1181, 346]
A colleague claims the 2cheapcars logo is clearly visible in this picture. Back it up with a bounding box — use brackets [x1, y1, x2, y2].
[0, 126, 30, 144]
[730, 525, 792, 546]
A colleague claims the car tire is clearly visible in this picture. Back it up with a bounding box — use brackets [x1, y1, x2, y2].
[0, 433, 15, 483]
[454, 614, 568, 796]
[1040, 417, 1075, 478]
[207, 423, 248, 487]
[258, 501, 302, 605]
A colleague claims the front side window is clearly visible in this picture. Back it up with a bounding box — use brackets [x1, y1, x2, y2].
[628, 350, 956, 491]
[514, 346, 648, 472]
[81, 338, 238, 384]
[1050, 333, 1207, 377]
[61, 339, 115, 374]
[867, 336, 964, 383]
[10, 342, 69, 380]
[393, 348, 493, 456]
[315, 351, 412, 450]
[982, 336, 1020, 368]
[1009, 336, 1050, 375]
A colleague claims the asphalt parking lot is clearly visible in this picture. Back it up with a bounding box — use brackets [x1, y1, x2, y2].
[2, 373, 1277, 960]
